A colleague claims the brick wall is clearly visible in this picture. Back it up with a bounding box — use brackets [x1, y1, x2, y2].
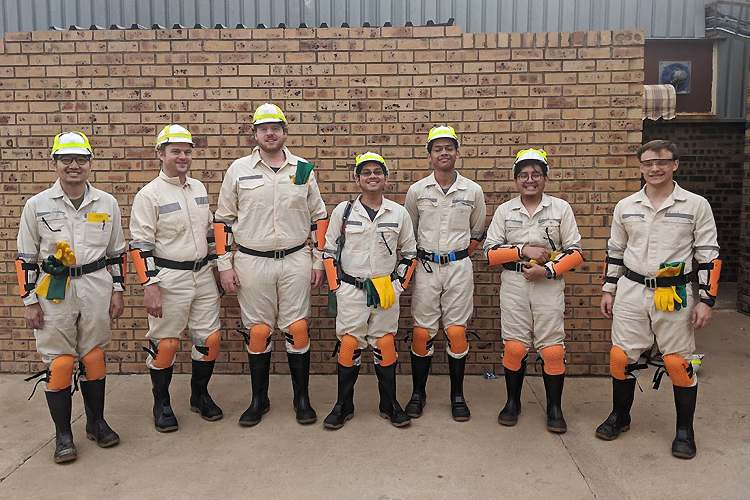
[741, 72, 750, 314]
[0, 27, 645, 376]
[643, 120, 743, 283]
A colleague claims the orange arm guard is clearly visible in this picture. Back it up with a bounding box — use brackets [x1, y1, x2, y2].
[106, 252, 127, 288]
[549, 249, 584, 276]
[313, 217, 330, 251]
[323, 258, 339, 291]
[698, 258, 721, 304]
[488, 246, 522, 267]
[213, 221, 232, 256]
[468, 238, 482, 254]
[130, 248, 155, 285]
[399, 258, 417, 290]
[15, 258, 38, 298]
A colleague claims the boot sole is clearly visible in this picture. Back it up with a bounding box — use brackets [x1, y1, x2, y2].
[379, 412, 411, 427]
[406, 411, 422, 418]
[453, 415, 471, 422]
[323, 413, 354, 429]
[54, 453, 77, 464]
[296, 416, 317, 425]
[672, 449, 696, 459]
[239, 405, 270, 426]
[87, 434, 120, 447]
[547, 426, 567, 434]
[190, 406, 224, 422]
[595, 424, 630, 441]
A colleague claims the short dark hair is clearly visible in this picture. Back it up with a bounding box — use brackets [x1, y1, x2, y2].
[427, 137, 459, 154]
[637, 140, 679, 162]
[513, 160, 548, 178]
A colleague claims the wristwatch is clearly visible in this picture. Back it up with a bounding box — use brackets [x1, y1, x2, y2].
[700, 296, 715, 307]
[545, 264, 556, 279]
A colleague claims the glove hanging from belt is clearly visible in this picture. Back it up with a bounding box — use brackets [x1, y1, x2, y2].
[364, 279, 380, 308]
[370, 275, 396, 309]
[36, 241, 77, 303]
[653, 262, 686, 312]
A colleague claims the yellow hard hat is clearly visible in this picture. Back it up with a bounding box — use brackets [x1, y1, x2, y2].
[155, 124, 194, 151]
[426, 125, 459, 150]
[514, 148, 548, 166]
[355, 151, 388, 175]
[51, 132, 93, 158]
[253, 103, 287, 125]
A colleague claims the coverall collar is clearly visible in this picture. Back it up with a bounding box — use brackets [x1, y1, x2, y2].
[354, 195, 390, 221]
[50, 179, 96, 210]
[423, 171, 466, 195]
[250, 146, 297, 173]
[158, 169, 195, 187]
[509, 192, 551, 218]
[633, 181, 686, 211]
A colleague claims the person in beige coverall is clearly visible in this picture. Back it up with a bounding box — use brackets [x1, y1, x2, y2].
[17, 132, 126, 463]
[214, 103, 328, 427]
[130, 125, 223, 433]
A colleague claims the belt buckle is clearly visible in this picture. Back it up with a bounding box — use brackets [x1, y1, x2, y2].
[192, 260, 203, 272]
[515, 262, 524, 273]
[69, 265, 83, 278]
[354, 278, 366, 290]
[439, 254, 450, 265]
[274, 249, 285, 260]
[644, 277, 657, 289]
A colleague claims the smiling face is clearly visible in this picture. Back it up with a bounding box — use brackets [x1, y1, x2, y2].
[428, 138, 459, 172]
[639, 148, 678, 189]
[354, 161, 388, 195]
[514, 162, 547, 199]
[52, 154, 92, 189]
[158, 142, 193, 180]
[253, 122, 288, 154]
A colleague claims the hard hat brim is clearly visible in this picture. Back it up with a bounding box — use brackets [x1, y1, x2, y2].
[426, 134, 460, 149]
[514, 151, 548, 166]
[52, 147, 92, 157]
[253, 118, 286, 125]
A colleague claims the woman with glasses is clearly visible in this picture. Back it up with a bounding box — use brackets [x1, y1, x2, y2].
[484, 148, 584, 433]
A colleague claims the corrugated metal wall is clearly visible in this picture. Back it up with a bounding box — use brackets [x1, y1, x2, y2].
[1, 0, 748, 119]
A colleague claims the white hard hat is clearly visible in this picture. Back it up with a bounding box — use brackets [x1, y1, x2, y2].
[51, 132, 93, 158]
[514, 148, 549, 167]
[253, 103, 287, 125]
[355, 151, 388, 175]
[155, 124, 194, 151]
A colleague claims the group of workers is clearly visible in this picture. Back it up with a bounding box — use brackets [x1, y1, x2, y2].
[16, 102, 720, 465]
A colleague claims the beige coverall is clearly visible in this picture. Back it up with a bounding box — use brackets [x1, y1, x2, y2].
[130, 171, 221, 366]
[215, 146, 327, 354]
[323, 197, 417, 352]
[485, 193, 582, 350]
[603, 183, 720, 364]
[16, 181, 126, 365]
[404, 172, 486, 357]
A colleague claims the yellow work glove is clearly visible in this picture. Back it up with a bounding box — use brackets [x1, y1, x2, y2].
[653, 263, 684, 312]
[55, 241, 77, 266]
[370, 276, 396, 309]
[37, 241, 76, 303]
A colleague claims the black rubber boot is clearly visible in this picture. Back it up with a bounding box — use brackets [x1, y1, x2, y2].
[323, 364, 361, 429]
[672, 385, 698, 459]
[375, 363, 411, 427]
[543, 372, 567, 433]
[45, 388, 77, 463]
[405, 352, 431, 418]
[80, 378, 120, 447]
[596, 377, 636, 440]
[239, 352, 271, 426]
[448, 356, 471, 422]
[150, 365, 178, 432]
[498, 361, 526, 426]
[189, 359, 223, 421]
[288, 351, 317, 424]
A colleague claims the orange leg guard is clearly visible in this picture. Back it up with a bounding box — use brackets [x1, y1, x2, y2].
[151, 338, 179, 369]
[609, 345, 629, 380]
[664, 353, 696, 387]
[376, 333, 398, 367]
[81, 347, 106, 381]
[47, 355, 75, 391]
[201, 331, 221, 362]
[412, 327, 432, 356]
[446, 325, 469, 356]
[248, 324, 272, 354]
[338, 334, 360, 368]
[502, 340, 527, 372]
[540, 344, 565, 375]
[286, 319, 309, 350]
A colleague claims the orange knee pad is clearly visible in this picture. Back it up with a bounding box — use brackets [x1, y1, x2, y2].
[502, 340, 527, 371]
[248, 324, 272, 354]
[376, 333, 397, 367]
[47, 354, 75, 391]
[412, 327, 432, 356]
[664, 353, 695, 387]
[151, 338, 179, 369]
[446, 325, 469, 356]
[338, 334, 360, 368]
[609, 345, 629, 380]
[200, 331, 221, 362]
[81, 347, 106, 381]
[285, 319, 309, 350]
[540, 345, 565, 375]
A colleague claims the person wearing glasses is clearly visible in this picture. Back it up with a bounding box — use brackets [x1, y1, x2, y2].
[16, 132, 127, 463]
[598, 140, 721, 459]
[214, 103, 328, 427]
[403, 126, 486, 422]
[484, 148, 583, 434]
[130, 125, 224, 432]
[322, 152, 417, 429]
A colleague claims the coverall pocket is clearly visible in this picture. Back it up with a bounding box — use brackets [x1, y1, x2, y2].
[662, 217, 693, 240]
[377, 226, 399, 257]
[38, 212, 70, 243]
[238, 178, 266, 209]
[538, 219, 561, 250]
[157, 211, 188, 240]
[504, 219, 525, 243]
[285, 183, 309, 212]
[84, 219, 111, 246]
[416, 197, 438, 230]
[449, 202, 472, 230]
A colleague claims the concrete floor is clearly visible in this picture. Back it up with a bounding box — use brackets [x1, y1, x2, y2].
[1, 297, 748, 499]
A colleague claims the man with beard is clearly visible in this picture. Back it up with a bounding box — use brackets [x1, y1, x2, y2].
[215, 103, 328, 426]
